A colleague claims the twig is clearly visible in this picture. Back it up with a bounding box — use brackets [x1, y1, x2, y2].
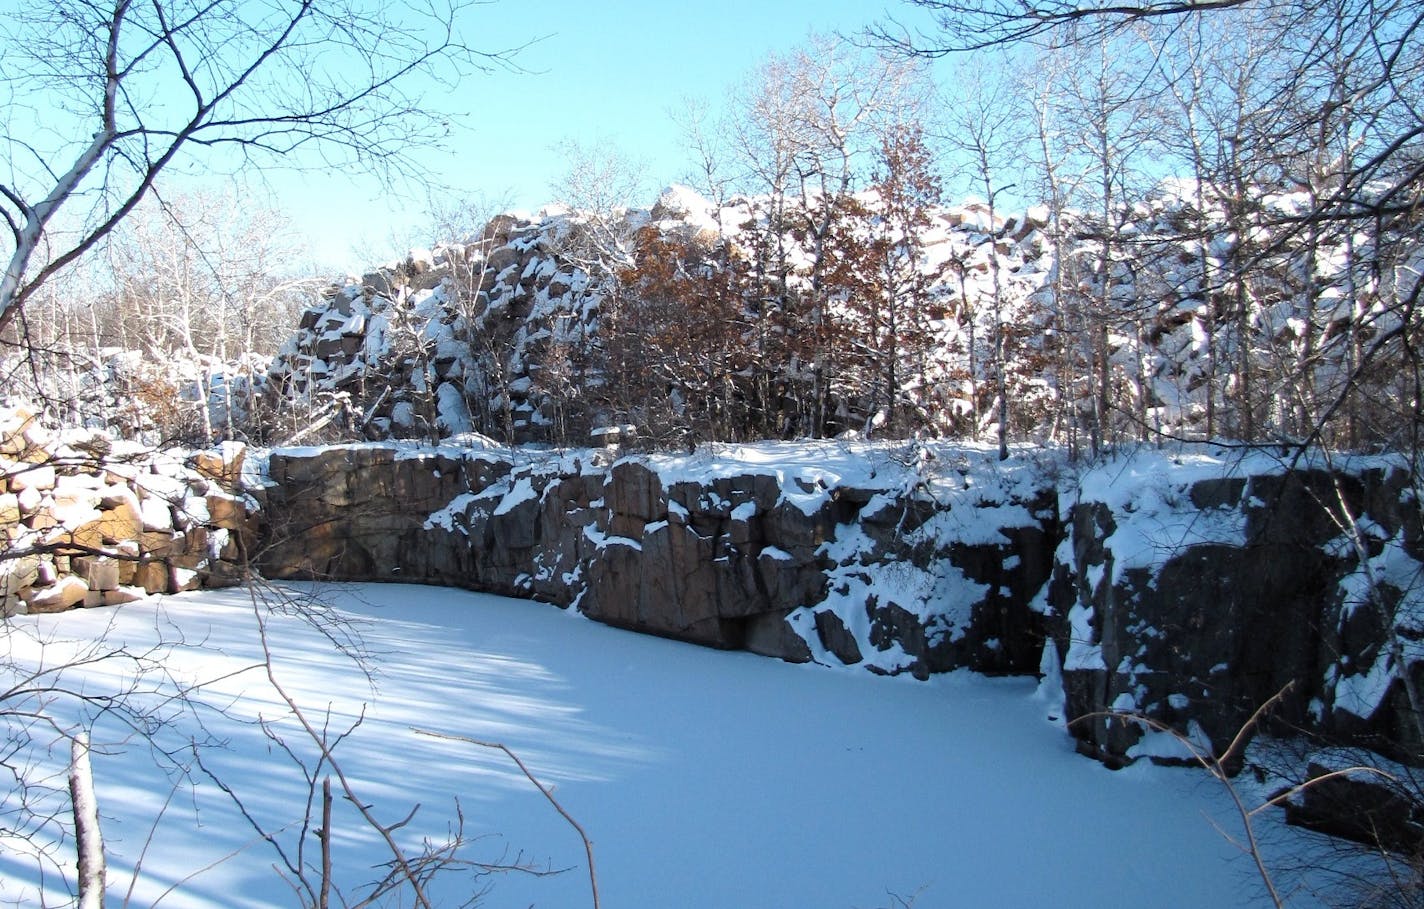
[412, 728, 601, 909]
[245, 584, 435, 909]
[1072, 683, 1397, 909]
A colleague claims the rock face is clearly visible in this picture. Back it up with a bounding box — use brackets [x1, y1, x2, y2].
[0, 409, 256, 615]
[255, 443, 1424, 772]
[257, 442, 1060, 677]
[1046, 459, 1424, 767]
[17, 419, 1424, 777]
[261, 184, 1404, 455]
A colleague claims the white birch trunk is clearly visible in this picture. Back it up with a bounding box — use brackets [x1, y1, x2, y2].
[69, 731, 106, 909]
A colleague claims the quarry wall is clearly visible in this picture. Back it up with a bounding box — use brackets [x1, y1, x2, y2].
[252, 441, 1423, 768]
[7, 415, 1418, 770]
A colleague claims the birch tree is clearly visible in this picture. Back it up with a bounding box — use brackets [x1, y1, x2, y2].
[942, 65, 1026, 458]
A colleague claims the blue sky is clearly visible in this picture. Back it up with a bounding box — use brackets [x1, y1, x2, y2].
[255, 0, 929, 270]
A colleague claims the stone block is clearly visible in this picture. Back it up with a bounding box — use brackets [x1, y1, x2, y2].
[0, 492, 20, 527]
[107, 585, 148, 605]
[0, 554, 40, 596]
[15, 484, 41, 513]
[68, 500, 141, 549]
[141, 531, 182, 557]
[0, 406, 37, 457]
[133, 560, 169, 595]
[74, 556, 121, 591]
[206, 493, 247, 530]
[202, 560, 246, 588]
[814, 610, 863, 665]
[84, 586, 147, 607]
[24, 508, 57, 531]
[23, 576, 89, 613]
[175, 526, 210, 562]
[8, 463, 56, 492]
[139, 494, 174, 532]
[170, 565, 202, 592]
[191, 442, 246, 490]
[98, 484, 140, 511]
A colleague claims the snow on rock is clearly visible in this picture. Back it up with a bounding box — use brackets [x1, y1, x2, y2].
[0, 406, 256, 613]
[16, 408, 1422, 783]
[259, 438, 1061, 680]
[256, 437, 1424, 771]
[265, 180, 1397, 449]
[1049, 448, 1424, 767]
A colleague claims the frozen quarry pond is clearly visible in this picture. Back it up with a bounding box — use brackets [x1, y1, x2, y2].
[3, 583, 1351, 908]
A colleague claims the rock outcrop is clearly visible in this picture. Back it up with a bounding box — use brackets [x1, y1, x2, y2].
[255, 441, 1424, 772]
[14, 419, 1424, 777]
[0, 408, 257, 614]
[1045, 456, 1424, 767]
[256, 441, 1060, 678]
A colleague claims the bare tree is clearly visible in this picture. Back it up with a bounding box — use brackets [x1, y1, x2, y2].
[0, 0, 515, 336]
[3, 191, 318, 443]
[547, 138, 648, 279]
[1020, 49, 1090, 454]
[103, 192, 319, 442]
[941, 64, 1027, 458]
[725, 34, 932, 437]
[673, 97, 736, 222]
[878, 0, 1424, 451]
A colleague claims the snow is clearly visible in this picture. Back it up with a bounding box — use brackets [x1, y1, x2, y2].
[652, 185, 723, 235]
[425, 491, 480, 532]
[493, 475, 537, 516]
[1128, 721, 1214, 762]
[1069, 448, 1411, 588]
[435, 382, 472, 434]
[1, 584, 1354, 908]
[1064, 602, 1107, 671]
[1334, 651, 1397, 720]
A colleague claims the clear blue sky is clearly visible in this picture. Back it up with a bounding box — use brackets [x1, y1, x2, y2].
[254, 0, 930, 271]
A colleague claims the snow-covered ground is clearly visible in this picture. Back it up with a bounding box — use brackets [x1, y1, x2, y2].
[2, 584, 1353, 908]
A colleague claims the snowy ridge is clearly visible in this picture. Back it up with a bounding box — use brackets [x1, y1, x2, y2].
[262, 181, 1415, 447]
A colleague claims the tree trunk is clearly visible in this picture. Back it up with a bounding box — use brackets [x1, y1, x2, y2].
[70, 732, 106, 909]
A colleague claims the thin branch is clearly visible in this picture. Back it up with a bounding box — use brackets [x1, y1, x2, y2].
[412, 728, 602, 909]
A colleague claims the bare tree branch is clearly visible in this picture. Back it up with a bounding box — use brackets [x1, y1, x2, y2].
[0, 0, 519, 335]
[413, 727, 602, 909]
[870, 0, 1257, 55]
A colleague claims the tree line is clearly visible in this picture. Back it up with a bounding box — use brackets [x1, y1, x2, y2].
[4, 3, 1419, 460]
[503, 9, 1421, 457]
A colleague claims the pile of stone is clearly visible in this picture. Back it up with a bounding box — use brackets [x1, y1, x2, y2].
[0, 407, 255, 615]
